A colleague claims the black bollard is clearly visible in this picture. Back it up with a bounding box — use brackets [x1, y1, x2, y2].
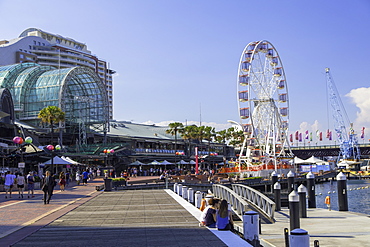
[337, 172, 348, 211]
[289, 190, 300, 231]
[298, 184, 307, 218]
[306, 172, 316, 208]
[274, 182, 281, 211]
[271, 171, 278, 193]
[287, 171, 295, 194]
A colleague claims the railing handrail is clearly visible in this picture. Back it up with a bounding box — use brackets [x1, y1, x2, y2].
[232, 184, 275, 223]
[212, 184, 249, 220]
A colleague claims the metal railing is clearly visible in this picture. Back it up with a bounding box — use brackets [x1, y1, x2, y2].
[212, 184, 250, 219]
[232, 184, 275, 223]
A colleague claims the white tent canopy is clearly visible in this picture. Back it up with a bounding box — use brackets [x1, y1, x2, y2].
[293, 156, 307, 164]
[305, 156, 325, 164]
[61, 156, 80, 165]
[294, 156, 327, 164]
[43, 156, 73, 165]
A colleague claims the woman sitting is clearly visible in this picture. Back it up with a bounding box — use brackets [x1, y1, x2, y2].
[216, 199, 234, 230]
[200, 198, 220, 228]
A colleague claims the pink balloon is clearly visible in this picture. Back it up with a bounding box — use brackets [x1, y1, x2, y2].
[47, 145, 54, 151]
[110, 149, 115, 153]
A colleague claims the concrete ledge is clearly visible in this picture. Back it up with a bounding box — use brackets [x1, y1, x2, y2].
[165, 189, 252, 247]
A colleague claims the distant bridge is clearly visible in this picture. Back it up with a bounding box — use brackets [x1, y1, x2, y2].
[289, 143, 370, 159]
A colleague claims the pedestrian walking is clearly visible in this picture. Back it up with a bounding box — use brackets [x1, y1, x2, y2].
[82, 169, 89, 185]
[59, 172, 66, 191]
[4, 171, 16, 199]
[42, 171, 56, 204]
[17, 172, 25, 198]
[76, 171, 81, 185]
[26, 171, 35, 198]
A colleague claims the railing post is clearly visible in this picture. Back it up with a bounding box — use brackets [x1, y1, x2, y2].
[289, 190, 300, 231]
[337, 172, 348, 211]
[182, 186, 188, 200]
[287, 171, 295, 194]
[306, 172, 316, 208]
[195, 191, 202, 208]
[274, 182, 281, 211]
[298, 184, 307, 218]
[188, 188, 194, 203]
[271, 171, 278, 193]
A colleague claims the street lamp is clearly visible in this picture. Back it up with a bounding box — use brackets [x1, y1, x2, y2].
[45, 144, 61, 174]
[103, 149, 115, 166]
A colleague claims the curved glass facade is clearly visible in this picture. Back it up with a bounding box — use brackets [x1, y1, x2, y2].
[0, 63, 109, 130]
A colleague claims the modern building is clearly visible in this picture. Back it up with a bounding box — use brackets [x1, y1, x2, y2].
[0, 28, 115, 119]
[0, 62, 109, 147]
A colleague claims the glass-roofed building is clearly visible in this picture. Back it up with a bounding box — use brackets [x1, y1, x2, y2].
[0, 62, 109, 145]
[0, 28, 115, 119]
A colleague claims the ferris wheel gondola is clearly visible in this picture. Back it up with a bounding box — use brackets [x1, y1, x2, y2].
[237, 40, 292, 170]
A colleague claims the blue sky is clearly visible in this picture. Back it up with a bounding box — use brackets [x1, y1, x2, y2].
[1, 0, 370, 144]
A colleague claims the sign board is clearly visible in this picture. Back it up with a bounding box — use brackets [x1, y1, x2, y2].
[18, 162, 25, 168]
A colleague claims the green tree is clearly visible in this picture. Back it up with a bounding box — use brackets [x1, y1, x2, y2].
[38, 106, 65, 144]
[166, 122, 184, 152]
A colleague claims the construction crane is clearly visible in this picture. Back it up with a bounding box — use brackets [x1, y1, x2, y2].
[325, 68, 361, 165]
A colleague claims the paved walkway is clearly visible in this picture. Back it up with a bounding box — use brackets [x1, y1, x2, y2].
[259, 207, 370, 247]
[0, 178, 103, 246]
[0, 177, 249, 247]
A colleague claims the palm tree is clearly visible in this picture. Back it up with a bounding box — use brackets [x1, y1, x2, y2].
[38, 106, 65, 145]
[166, 122, 184, 157]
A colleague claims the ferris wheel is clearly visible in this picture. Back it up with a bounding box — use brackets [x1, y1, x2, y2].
[237, 40, 291, 168]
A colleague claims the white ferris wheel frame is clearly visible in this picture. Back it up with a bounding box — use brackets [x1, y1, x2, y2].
[236, 40, 292, 169]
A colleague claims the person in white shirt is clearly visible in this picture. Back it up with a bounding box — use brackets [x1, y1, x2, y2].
[4, 171, 16, 199]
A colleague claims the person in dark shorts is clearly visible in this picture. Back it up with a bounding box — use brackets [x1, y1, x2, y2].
[82, 169, 89, 185]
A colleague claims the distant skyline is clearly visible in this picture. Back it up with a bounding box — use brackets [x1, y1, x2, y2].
[1, 0, 370, 145]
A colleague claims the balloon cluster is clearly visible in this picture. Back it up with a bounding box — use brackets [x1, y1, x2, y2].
[13, 136, 34, 145]
[175, 151, 185, 155]
[210, 152, 218, 156]
[46, 144, 61, 151]
[13, 136, 24, 144]
[103, 149, 115, 154]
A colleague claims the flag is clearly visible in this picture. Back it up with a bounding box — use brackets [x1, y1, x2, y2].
[329, 131, 332, 141]
[310, 132, 313, 141]
[305, 130, 309, 139]
[299, 133, 302, 142]
[326, 129, 330, 139]
[290, 134, 293, 142]
[319, 132, 322, 141]
[295, 131, 299, 140]
[361, 127, 365, 139]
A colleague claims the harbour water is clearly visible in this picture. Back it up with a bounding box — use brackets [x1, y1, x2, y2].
[314, 179, 370, 215]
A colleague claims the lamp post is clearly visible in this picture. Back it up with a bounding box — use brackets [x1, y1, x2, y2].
[44, 144, 61, 175]
[103, 149, 115, 167]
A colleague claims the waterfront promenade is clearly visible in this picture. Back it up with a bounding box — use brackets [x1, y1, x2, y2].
[1, 176, 369, 246]
[0, 177, 247, 247]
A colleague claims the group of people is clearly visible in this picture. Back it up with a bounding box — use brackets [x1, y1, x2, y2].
[200, 198, 234, 231]
[3, 171, 37, 199]
[3, 169, 92, 204]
